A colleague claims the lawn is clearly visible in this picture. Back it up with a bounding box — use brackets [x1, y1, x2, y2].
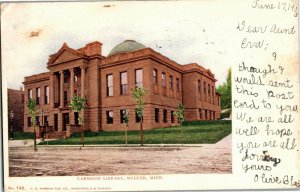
[10, 132, 35, 140]
[39, 120, 231, 145]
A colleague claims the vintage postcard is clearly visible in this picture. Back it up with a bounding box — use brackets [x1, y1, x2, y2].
[1, 0, 299, 191]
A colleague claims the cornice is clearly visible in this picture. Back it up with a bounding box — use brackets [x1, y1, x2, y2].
[100, 48, 216, 82]
[23, 77, 50, 85]
[182, 69, 217, 82]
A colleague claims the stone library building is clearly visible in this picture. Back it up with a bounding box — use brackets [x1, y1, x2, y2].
[23, 40, 221, 137]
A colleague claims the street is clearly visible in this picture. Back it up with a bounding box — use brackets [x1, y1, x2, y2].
[9, 135, 231, 176]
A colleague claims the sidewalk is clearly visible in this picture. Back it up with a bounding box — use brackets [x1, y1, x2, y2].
[8, 134, 232, 149]
[8, 139, 45, 147]
[201, 134, 231, 149]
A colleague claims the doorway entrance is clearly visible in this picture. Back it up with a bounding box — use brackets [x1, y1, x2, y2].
[62, 113, 69, 131]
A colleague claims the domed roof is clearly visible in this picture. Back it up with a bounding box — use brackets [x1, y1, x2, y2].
[108, 40, 146, 56]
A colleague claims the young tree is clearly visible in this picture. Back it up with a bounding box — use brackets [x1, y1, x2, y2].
[131, 86, 148, 146]
[27, 98, 38, 151]
[69, 95, 87, 147]
[217, 68, 231, 110]
[123, 109, 129, 146]
[224, 68, 231, 109]
[174, 103, 185, 145]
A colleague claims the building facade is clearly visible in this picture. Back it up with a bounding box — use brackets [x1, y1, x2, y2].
[8, 88, 25, 132]
[23, 40, 221, 135]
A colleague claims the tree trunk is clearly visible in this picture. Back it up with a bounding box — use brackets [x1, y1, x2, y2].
[125, 124, 128, 146]
[140, 118, 144, 146]
[81, 125, 84, 147]
[34, 126, 37, 151]
[180, 124, 183, 146]
[161, 128, 164, 144]
[79, 112, 84, 147]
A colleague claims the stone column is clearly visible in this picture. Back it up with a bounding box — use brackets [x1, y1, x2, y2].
[210, 85, 213, 104]
[198, 80, 202, 101]
[50, 73, 55, 108]
[212, 87, 214, 104]
[70, 68, 74, 99]
[202, 80, 205, 103]
[81, 67, 85, 97]
[206, 84, 209, 103]
[69, 68, 74, 125]
[60, 71, 64, 108]
[80, 67, 85, 131]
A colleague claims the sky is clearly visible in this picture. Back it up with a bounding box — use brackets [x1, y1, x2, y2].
[1, 1, 234, 90]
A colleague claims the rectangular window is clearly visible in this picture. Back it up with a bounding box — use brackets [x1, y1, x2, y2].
[106, 74, 113, 96]
[45, 86, 49, 104]
[120, 109, 126, 124]
[64, 91, 68, 106]
[198, 80, 201, 96]
[36, 88, 40, 105]
[44, 116, 49, 126]
[54, 114, 58, 131]
[74, 112, 79, 125]
[135, 69, 143, 87]
[153, 69, 158, 84]
[27, 117, 32, 127]
[199, 109, 202, 119]
[28, 89, 32, 99]
[135, 110, 141, 123]
[120, 72, 128, 95]
[204, 82, 206, 94]
[169, 75, 173, 89]
[208, 83, 211, 95]
[36, 116, 40, 126]
[171, 111, 175, 123]
[163, 109, 167, 123]
[106, 111, 113, 124]
[155, 108, 159, 123]
[162, 72, 166, 87]
[176, 78, 180, 92]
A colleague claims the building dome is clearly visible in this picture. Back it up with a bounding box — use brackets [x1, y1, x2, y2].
[108, 40, 146, 56]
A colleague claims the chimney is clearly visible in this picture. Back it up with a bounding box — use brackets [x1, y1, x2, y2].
[84, 41, 102, 56]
